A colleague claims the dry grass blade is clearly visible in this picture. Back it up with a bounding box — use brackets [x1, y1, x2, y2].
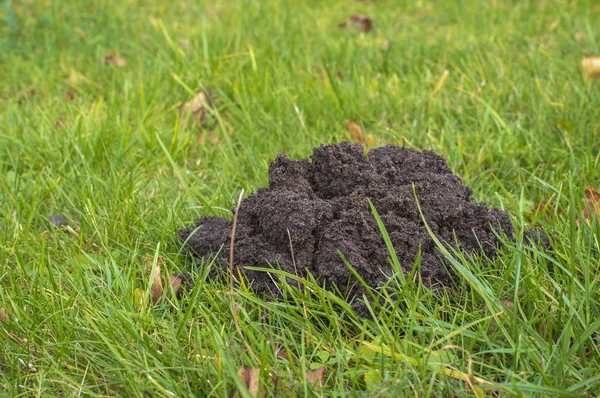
[237, 368, 264, 398]
[582, 57, 600, 79]
[150, 257, 164, 303]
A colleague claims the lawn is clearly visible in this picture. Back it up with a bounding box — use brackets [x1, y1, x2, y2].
[1, 0, 600, 396]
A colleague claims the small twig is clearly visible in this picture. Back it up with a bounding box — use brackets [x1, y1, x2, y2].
[229, 189, 260, 363]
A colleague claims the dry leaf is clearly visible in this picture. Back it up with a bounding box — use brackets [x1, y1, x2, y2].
[182, 90, 213, 123]
[305, 367, 325, 390]
[339, 14, 373, 32]
[582, 57, 600, 79]
[345, 120, 364, 143]
[150, 257, 164, 303]
[0, 308, 8, 323]
[103, 52, 127, 67]
[55, 117, 65, 130]
[274, 345, 290, 361]
[582, 186, 600, 224]
[170, 275, 183, 295]
[500, 299, 514, 308]
[64, 91, 76, 100]
[237, 368, 264, 398]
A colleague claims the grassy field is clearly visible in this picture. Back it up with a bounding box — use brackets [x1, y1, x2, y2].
[2, 0, 600, 396]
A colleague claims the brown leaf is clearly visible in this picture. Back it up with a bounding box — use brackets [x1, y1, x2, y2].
[500, 299, 514, 308]
[345, 120, 364, 143]
[274, 345, 290, 361]
[103, 52, 127, 67]
[582, 56, 600, 79]
[237, 368, 264, 398]
[64, 91, 76, 100]
[339, 14, 373, 32]
[0, 308, 8, 323]
[182, 90, 212, 123]
[170, 275, 183, 295]
[305, 367, 325, 390]
[150, 257, 164, 303]
[55, 117, 65, 130]
[582, 186, 600, 224]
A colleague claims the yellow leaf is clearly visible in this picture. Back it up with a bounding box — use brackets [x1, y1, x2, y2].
[582, 56, 600, 79]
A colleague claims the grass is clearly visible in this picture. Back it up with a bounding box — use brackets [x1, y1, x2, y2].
[1, 0, 600, 396]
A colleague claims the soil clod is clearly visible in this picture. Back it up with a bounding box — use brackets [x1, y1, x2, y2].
[180, 143, 516, 310]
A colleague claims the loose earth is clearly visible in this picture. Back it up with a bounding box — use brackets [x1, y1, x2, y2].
[180, 142, 515, 309]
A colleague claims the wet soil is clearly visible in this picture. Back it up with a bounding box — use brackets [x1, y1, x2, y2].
[180, 142, 515, 310]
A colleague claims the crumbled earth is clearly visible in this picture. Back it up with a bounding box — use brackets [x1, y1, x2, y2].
[180, 142, 516, 310]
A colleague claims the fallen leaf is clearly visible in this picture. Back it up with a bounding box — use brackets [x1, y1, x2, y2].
[582, 186, 600, 224]
[274, 345, 290, 361]
[181, 90, 212, 123]
[345, 120, 364, 143]
[305, 367, 325, 390]
[582, 56, 600, 79]
[237, 368, 263, 398]
[0, 308, 8, 323]
[150, 257, 164, 303]
[64, 91, 76, 100]
[169, 274, 185, 296]
[339, 14, 373, 32]
[55, 117, 65, 130]
[500, 299, 514, 308]
[103, 52, 127, 67]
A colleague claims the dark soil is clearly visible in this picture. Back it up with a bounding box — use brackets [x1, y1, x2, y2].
[180, 142, 516, 310]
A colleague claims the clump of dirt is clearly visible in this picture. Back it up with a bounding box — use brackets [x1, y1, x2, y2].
[180, 142, 515, 310]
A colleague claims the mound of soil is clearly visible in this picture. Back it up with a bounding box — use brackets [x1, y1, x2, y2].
[180, 142, 514, 309]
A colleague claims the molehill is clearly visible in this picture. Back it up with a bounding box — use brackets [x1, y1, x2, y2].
[180, 142, 515, 308]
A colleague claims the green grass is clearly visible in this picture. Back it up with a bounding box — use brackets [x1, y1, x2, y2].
[1, 0, 600, 396]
